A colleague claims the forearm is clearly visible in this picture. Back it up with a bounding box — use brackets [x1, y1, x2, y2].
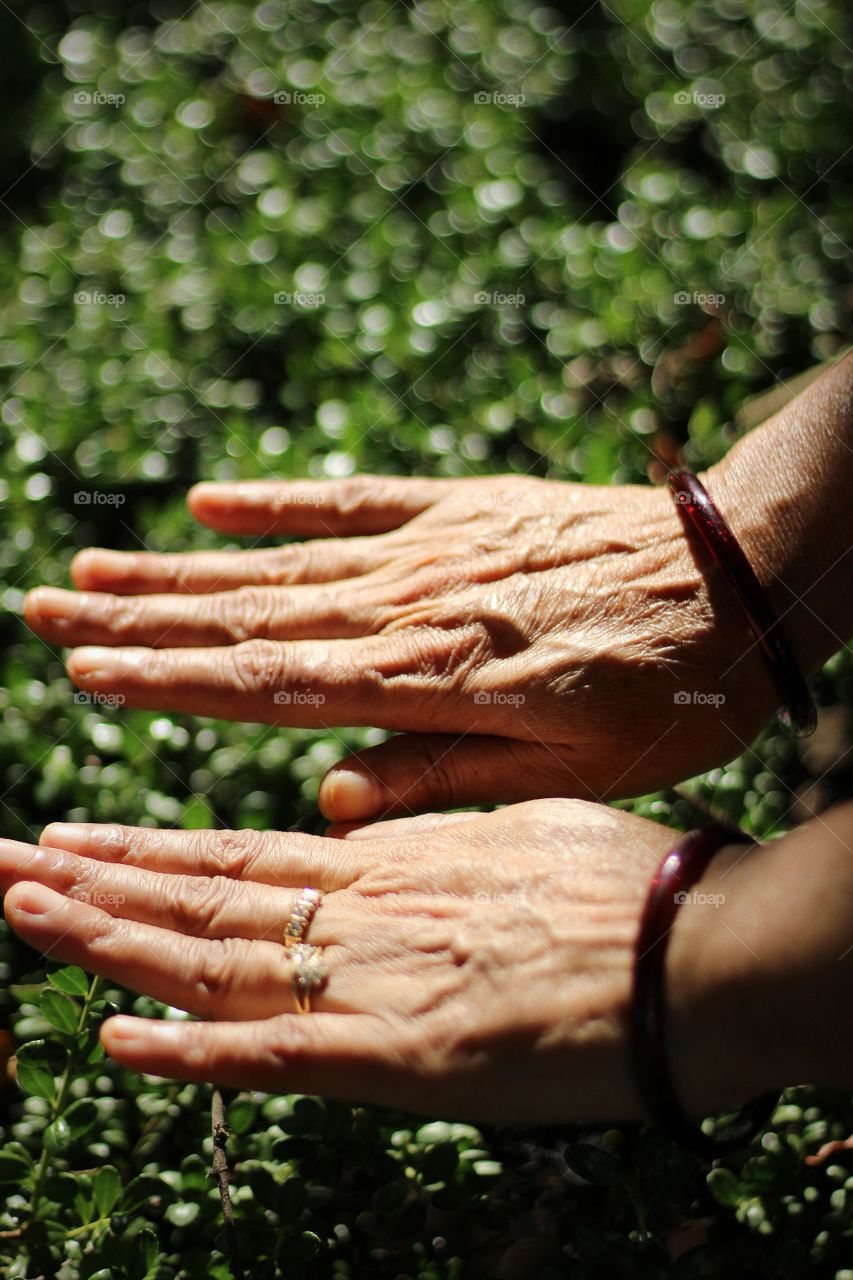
[708, 351, 853, 674]
[667, 802, 853, 1116]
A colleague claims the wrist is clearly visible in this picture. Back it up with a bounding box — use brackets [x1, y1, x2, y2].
[666, 804, 853, 1114]
[664, 839, 781, 1117]
[705, 353, 853, 675]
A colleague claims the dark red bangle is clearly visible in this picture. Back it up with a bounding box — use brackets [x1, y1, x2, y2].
[669, 469, 817, 738]
[631, 826, 779, 1159]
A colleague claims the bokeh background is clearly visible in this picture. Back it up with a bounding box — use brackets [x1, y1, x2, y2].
[0, 0, 852, 1276]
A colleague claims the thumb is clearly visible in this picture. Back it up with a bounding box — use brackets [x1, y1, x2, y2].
[318, 734, 593, 821]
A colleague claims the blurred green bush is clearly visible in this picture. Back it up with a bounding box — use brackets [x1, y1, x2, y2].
[0, 0, 851, 1276]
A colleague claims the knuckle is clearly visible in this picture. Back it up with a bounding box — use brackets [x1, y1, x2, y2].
[209, 829, 262, 879]
[84, 909, 124, 958]
[104, 594, 147, 641]
[229, 638, 284, 696]
[188, 938, 243, 1013]
[62, 859, 95, 905]
[262, 543, 320, 584]
[265, 1014, 315, 1065]
[169, 874, 232, 933]
[222, 586, 278, 642]
[161, 554, 193, 591]
[333, 477, 372, 517]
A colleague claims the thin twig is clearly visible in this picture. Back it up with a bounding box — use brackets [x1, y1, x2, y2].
[209, 1086, 244, 1280]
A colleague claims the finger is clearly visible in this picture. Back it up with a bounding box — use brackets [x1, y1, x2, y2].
[0, 837, 349, 942]
[37, 823, 368, 887]
[319, 736, 594, 821]
[188, 475, 450, 536]
[101, 1012, 404, 1103]
[3, 881, 343, 1020]
[25, 581, 383, 648]
[65, 629, 479, 727]
[327, 812, 484, 840]
[69, 539, 382, 594]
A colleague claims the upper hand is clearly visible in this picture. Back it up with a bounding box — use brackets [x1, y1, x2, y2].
[24, 474, 774, 819]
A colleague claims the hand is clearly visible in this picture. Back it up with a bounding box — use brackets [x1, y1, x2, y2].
[5, 801, 853, 1124]
[24, 474, 776, 819]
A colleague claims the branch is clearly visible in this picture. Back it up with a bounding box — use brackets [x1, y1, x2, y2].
[210, 1086, 245, 1280]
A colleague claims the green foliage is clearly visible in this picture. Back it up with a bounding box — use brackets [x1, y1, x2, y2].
[0, 0, 851, 1276]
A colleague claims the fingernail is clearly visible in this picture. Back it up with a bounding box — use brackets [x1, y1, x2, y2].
[189, 482, 220, 500]
[0, 838, 37, 870]
[70, 646, 144, 678]
[78, 549, 129, 575]
[102, 1015, 141, 1043]
[10, 882, 65, 916]
[26, 587, 81, 621]
[105, 1017, 181, 1045]
[39, 823, 89, 852]
[320, 768, 383, 821]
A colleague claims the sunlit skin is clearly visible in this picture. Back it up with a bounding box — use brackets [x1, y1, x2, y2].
[1, 801, 853, 1119]
[22, 354, 853, 821]
[9, 355, 853, 1118]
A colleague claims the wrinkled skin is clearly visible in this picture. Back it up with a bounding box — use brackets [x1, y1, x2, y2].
[5, 800, 853, 1122]
[25, 475, 774, 819]
[0, 802, 751, 1123]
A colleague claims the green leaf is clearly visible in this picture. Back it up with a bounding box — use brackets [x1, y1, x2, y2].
[0, 1149, 33, 1187]
[43, 1117, 72, 1154]
[15, 1038, 68, 1100]
[63, 1098, 100, 1141]
[708, 1165, 741, 1207]
[419, 1141, 459, 1184]
[125, 1224, 159, 1280]
[278, 1175, 307, 1223]
[165, 1200, 200, 1227]
[47, 965, 91, 997]
[43, 1100, 99, 1154]
[226, 1095, 257, 1135]
[564, 1143, 626, 1188]
[75, 1190, 94, 1224]
[245, 1165, 282, 1213]
[119, 1174, 171, 1216]
[40, 988, 80, 1034]
[93, 1165, 122, 1218]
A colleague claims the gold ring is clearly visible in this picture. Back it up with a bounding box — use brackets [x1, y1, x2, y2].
[289, 942, 328, 1015]
[283, 887, 323, 948]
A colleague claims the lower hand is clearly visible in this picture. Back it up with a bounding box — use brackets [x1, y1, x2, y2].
[4, 800, 849, 1125]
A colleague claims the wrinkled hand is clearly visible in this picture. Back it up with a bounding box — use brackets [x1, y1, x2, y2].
[25, 475, 774, 819]
[0, 801, 784, 1124]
